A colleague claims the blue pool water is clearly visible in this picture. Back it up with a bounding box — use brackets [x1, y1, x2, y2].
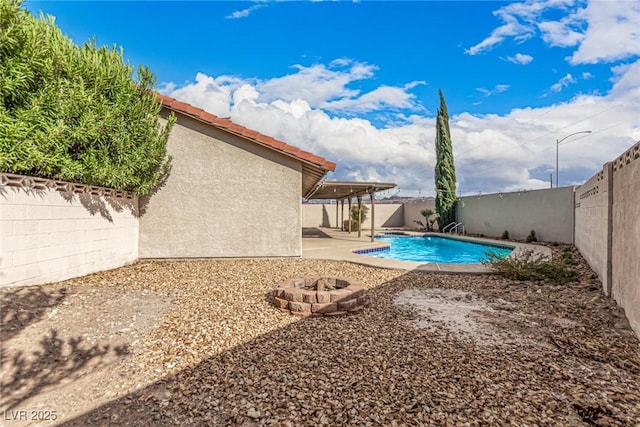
[357, 235, 513, 264]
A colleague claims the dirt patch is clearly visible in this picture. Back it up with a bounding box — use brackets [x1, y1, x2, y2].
[394, 288, 493, 338]
[394, 288, 579, 346]
[1, 284, 170, 425]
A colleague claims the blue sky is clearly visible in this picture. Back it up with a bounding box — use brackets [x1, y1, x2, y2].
[24, 0, 640, 197]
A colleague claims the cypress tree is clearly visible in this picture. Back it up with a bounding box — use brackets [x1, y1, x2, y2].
[434, 89, 457, 230]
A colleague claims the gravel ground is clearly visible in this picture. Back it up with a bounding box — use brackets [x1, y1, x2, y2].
[1, 251, 639, 426]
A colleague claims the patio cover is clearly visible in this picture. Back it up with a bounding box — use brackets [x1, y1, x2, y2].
[305, 181, 396, 201]
[305, 181, 397, 241]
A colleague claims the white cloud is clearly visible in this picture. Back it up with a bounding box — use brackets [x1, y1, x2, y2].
[505, 53, 534, 64]
[550, 73, 577, 92]
[159, 72, 242, 117]
[464, 18, 532, 55]
[467, 0, 640, 65]
[226, 4, 265, 19]
[569, 1, 640, 64]
[160, 59, 639, 196]
[256, 61, 376, 107]
[322, 85, 423, 113]
[465, 0, 573, 55]
[537, 10, 586, 47]
[476, 84, 510, 97]
[608, 60, 640, 100]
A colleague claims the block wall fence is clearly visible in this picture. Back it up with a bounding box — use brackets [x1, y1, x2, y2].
[301, 199, 438, 230]
[457, 187, 576, 243]
[302, 203, 405, 229]
[575, 142, 639, 337]
[0, 174, 139, 288]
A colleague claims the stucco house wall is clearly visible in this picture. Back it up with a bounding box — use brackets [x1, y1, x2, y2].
[139, 112, 303, 258]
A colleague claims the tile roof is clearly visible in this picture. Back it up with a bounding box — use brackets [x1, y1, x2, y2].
[156, 94, 336, 172]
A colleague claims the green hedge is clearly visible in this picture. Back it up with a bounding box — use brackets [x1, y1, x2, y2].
[0, 0, 175, 195]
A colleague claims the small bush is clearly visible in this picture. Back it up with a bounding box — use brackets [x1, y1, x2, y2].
[501, 230, 510, 240]
[482, 249, 578, 284]
[551, 241, 560, 247]
[526, 230, 538, 243]
[343, 219, 360, 232]
[562, 249, 576, 265]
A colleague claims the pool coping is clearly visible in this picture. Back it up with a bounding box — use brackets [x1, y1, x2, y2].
[301, 228, 551, 274]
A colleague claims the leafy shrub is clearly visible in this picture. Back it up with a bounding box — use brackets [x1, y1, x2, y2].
[349, 205, 369, 231]
[562, 248, 576, 265]
[526, 229, 538, 243]
[482, 249, 578, 284]
[413, 208, 437, 232]
[0, 0, 175, 195]
[501, 230, 510, 240]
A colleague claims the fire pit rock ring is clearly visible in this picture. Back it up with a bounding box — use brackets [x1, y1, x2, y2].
[272, 276, 369, 316]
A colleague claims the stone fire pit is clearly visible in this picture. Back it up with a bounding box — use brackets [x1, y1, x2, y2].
[272, 276, 369, 317]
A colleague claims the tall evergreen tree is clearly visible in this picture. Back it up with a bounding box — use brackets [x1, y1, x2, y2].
[434, 89, 457, 230]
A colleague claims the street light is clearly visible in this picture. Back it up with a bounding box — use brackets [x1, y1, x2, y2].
[556, 130, 592, 188]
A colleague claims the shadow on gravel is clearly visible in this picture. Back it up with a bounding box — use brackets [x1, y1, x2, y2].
[60, 272, 640, 426]
[0, 287, 130, 410]
[1, 286, 68, 342]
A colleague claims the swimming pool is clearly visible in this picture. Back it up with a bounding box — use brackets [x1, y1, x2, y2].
[356, 235, 513, 264]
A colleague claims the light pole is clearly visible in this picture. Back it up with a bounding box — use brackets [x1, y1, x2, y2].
[556, 130, 592, 188]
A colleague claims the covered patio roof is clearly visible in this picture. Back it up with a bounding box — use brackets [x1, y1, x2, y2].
[306, 181, 396, 201]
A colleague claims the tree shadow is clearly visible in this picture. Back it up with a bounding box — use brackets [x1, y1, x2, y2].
[104, 194, 139, 217]
[0, 286, 68, 342]
[76, 192, 114, 222]
[1, 329, 129, 410]
[1, 286, 130, 411]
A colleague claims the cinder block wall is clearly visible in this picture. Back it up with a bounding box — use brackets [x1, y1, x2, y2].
[610, 143, 640, 337]
[574, 141, 640, 338]
[457, 187, 575, 242]
[574, 164, 612, 295]
[302, 203, 404, 229]
[0, 174, 139, 288]
[402, 199, 438, 230]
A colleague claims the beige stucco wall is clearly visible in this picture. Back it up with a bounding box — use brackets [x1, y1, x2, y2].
[302, 203, 404, 229]
[574, 165, 612, 294]
[139, 112, 302, 258]
[610, 143, 639, 337]
[457, 187, 575, 242]
[403, 199, 438, 230]
[1, 179, 138, 288]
